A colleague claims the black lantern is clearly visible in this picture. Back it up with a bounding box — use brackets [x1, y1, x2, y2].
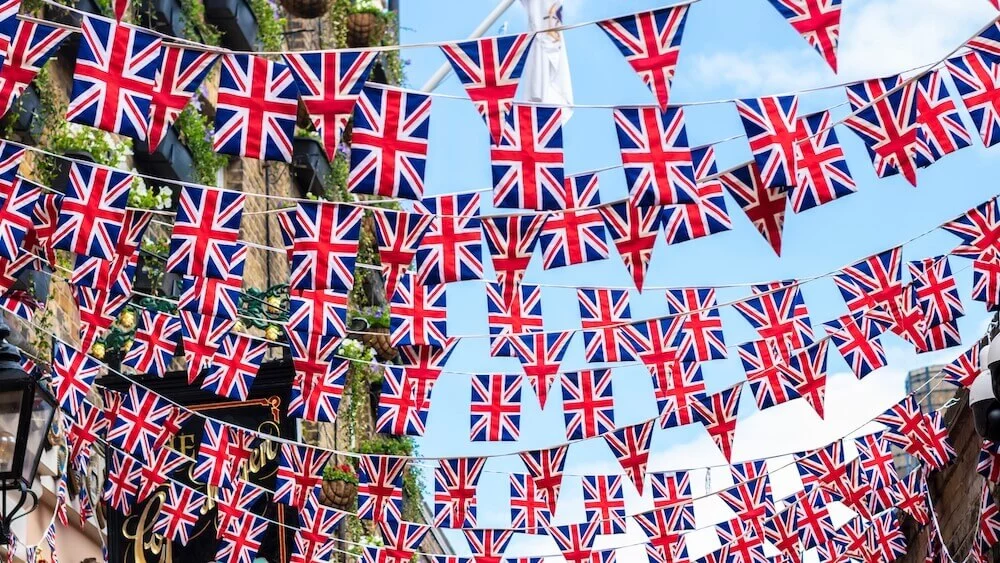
[0, 317, 55, 542]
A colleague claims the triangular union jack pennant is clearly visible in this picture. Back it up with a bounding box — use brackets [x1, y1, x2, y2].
[0, 176, 40, 262]
[216, 511, 269, 563]
[275, 442, 331, 510]
[983, 481, 1000, 547]
[716, 517, 766, 563]
[908, 255, 964, 327]
[561, 369, 615, 440]
[106, 384, 172, 462]
[490, 104, 565, 210]
[398, 340, 456, 410]
[897, 468, 930, 525]
[358, 454, 406, 522]
[415, 192, 484, 285]
[779, 339, 830, 419]
[967, 17, 1000, 59]
[373, 209, 433, 299]
[67, 15, 162, 140]
[765, 0, 842, 71]
[981, 441, 1000, 483]
[181, 311, 235, 384]
[941, 342, 981, 387]
[604, 420, 655, 495]
[739, 339, 798, 410]
[349, 85, 432, 200]
[538, 174, 609, 269]
[582, 475, 626, 535]
[510, 330, 572, 408]
[283, 50, 377, 161]
[470, 373, 522, 442]
[718, 477, 774, 540]
[289, 201, 365, 292]
[122, 309, 180, 376]
[201, 332, 267, 401]
[286, 329, 346, 423]
[377, 517, 429, 563]
[649, 470, 692, 511]
[439, 33, 534, 145]
[167, 186, 246, 280]
[844, 75, 932, 187]
[796, 441, 849, 494]
[598, 5, 690, 111]
[50, 341, 101, 415]
[72, 209, 151, 296]
[463, 529, 514, 563]
[600, 201, 662, 292]
[390, 271, 448, 347]
[924, 410, 957, 470]
[634, 505, 694, 563]
[763, 505, 802, 562]
[481, 214, 545, 308]
[152, 481, 206, 546]
[972, 251, 1000, 310]
[577, 288, 635, 363]
[650, 358, 705, 429]
[103, 448, 142, 515]
[433, 457, 486, 528]
[946, 51, 1000, 148]
[192, 420, 255, 490]
[666, 287, 727, 362]
[734, 280, 814, 358]
[612, 106, 698, 207]
[834, 246, 903, 316]
[510, 472, 551, 530]
[867, 511, 907, 562]
[66, 400, 107, 465]
[719, 162, 786, 255]
[0, 21, 72, 117]
[792, 110, 856, 212]
[662, 145, 733, 244]
[147, 45, 218, 152]
[519, 445, 568, 515]
[915, 68, 972, 160]
[546, 521, 600, 563]
[214, 53, 299, 161]
[822, 312, 888, 379]
[376, 366, 428, 436]
[51, 161, 132, 260]
[736, 95, 801, 190]
[290, 497, 345, 563]
[286, 289, 349, 337]
[692, 384, 743, 462]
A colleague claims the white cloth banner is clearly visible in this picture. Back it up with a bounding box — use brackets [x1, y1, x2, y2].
[519, 0, 574, 116]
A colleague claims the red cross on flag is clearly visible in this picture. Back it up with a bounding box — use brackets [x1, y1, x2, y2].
[692, 384, 743, 462]
[603, 420, 655, 495]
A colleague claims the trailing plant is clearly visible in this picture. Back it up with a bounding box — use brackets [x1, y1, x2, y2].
[323, 0, 353, 49]
[340, 338, 379, 442]
[348, 304, 389, 330]
[248, 0, 285, 52]
[379, 11, 407, 86]
[174, 104, 228, 186]
[178, 0, 221, 45]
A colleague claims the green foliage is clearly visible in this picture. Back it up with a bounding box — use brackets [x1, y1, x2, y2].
[379, 11, 406, 86]
[348, 305, 390, 330]
[323, 462, 359, 484]
[128, 182, 173, 210]
[37, 122, 132, 186]
[248, 0, 285, 51]
[178, 0, 222, 45]
[174, 104, 228, 185]
[355, 435, 425, 521]
[324, 0, 353, 48]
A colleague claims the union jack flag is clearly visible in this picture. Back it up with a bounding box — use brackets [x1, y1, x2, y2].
[924, 410, 957, 469]
[470, 373, 522, 442]
[287, 289, 349, 337]
[731, 459, 769, 488]
[736, 95, 802, 189]
[283, 50, 377, 161]
[561, 369, 615, 440]
[834, 246, 903, 316]
[215, 480, 265, 541]
[389, 271, 447, 347]
[433, 457, 486, 528]
[719, 162, 787, 255]
[74, 286, 129, 351]
[216, 512, 269, 563]
[0, 143, 24, 189]
[844, 75, 932, 187]
[833, 514, 872, 561]
[373, 209, 433, 299]
[180, 311, 234, 383]
[983, 480, 1000, 547]
[51, 161, 131, 260]
[600, 201, 662, 292]
[167, 186, 245, 280]
[591, 549, 617, 563]
[106, 384, 172, 463]
[0, 0, 20, 54]
[908, 255, 964, 327]
[613, 106, 698, 207]
[192, 420, 254, 489]
[520, 445, 567, 515]
[27, 192, 60, 268]
[791, 110, 856, 212]
[739, 339, 798, 410]
[481, 214, 545, 308]
[582, 475, 626, 535]
[376, 366, 428, 436]
[628, 314, 682, 377]
[66, 400, 107, 464]
[50, 341, 101, 415]
[146, 45, 218, 152]
[942, 342, 981, 388]
[358, 454, 406, 522]
[153, 482, 205, 544]
[510, 331, 572, 408]
[289, 201, 364, 292]
[889, 285, 930, 352]
[547, 522, 600, 563]
[604, 420, 655, 495]
[947, 51, 1000, 147]
[649, 471, 691, 511]
[377, 518, 429, 563]
[598, 5, 690, 111]
[103, 448, 142, 515]
[275, 443, 331, 510]
[915, 68, 972, 160]
[349, 85, 431, 200]
[577, 287, 634, 363]
[398, 340, 456, 409]
[122, 309, 180, 376]
[822, 312, 888, 379]
[0, 21, 71, 117]
[666, 287, 727, 362]
[661, 161, 732, 245]
[716, 517, 766, 563]
[967, 17, 1000, 58]
[650, 358, 705, 429]
[794, 488, 835, 550]
[510, 472, 550, 530]
[718, 478, 774, 540]
[67, 15, 162, 140]
[692, 384, 743, 462]
[440, 34, 534, 144]
[72, 209, 150, 295]
[778, 340, 829, 419]
[178, 243, 247, 320]
[490, 104, 565, 210]
[133, 446, 186, 505]
[201, 333, 267, 401]
[734, 281, 814, 357]
[763, 506, 802, 562]
[0, 176, 39, 261]
[875, 395, 934, 456]
[766, 0, 842, 71]
[291, 497, 345, 563]
[796, 441, 849, 494]
[897, 468, 930, 525]
[415, 192, 484, 285]
[538, 173, 609, 269]
[634, 505, 694, 563]
[944, 198, 1000, 260]
[286, 330, 346, 423]
[981, 441, 1000, 483]
[867, 511, 907, 562]
[214, 53, 299, 161]
[973, 251, 1000, 309]
[463, 529, 514, 563]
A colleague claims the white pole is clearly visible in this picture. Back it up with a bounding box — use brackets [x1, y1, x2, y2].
[420, 0, 518, 92]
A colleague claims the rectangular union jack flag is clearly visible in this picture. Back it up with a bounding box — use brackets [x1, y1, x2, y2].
[178, 242, 247, 321]
[214, 53, 299, 161]
[481, 214, 546, 309]
[613, 106, 698, 207]
[180, 311, 235, 384]
[0, 21, 71, 118]
[440, 34, 534, 144]
[651, 358, 706, 429]
[577, 287, 636, 363]
[844, 75, 932, 187]
[283, 50, 376, 161]
[487, 282, 543, 357]
[765, 0, 843, 71]
[399, 340, 456, 410]
[908, 255, 964, 327]
[943, 198, 1000, 260]
[0, 175, 39, 261]
[946, 51, 1000, 148]
[389, 271, 448, 347]
[75, 286, 130, 354]
[582, 475, 626, 535]
[779, 339, 830, 419]
[719, 162, 787, 255]
[415, 192, 484, 285]
[561, 369, 615, 440]
[51, 161, 132, 260]
[791, 110, 856, 212]
[167, 185, 245, 280]
[50, 341, 101, 416]
[67, 14, 162, 140]
[601, 202, 662, 292]
[147, 45, 218, 152]
[122, 310, 180, 376]
[666, 287, 727, 362]
[510, 472, 551, 530]
[216, 512, 269, 563]
[349, 85, 432, 200]
[372, 208, 433, 300]
[942, 342, 981, 388]
[192, 419, 251, 489]
[649, 470, 692, 511]
[201, 332, 268, 401]
[358, 454, 406, 522]
[275, 443, 332, 510]
[923, 317, 962, 351]
[103, 448, 141, 515]
[661, 175, 732, 245]
[376, 366, 428, 436]
[538, 173, 609, 269]
[834, 246, 903, 316]
[433, 457, 486, 528]
[106, 384, 172, 463]
[915, 69, 972, 160]
[286, 289, 349, 337]
[289, 201, 365, 292]
[490, 104, 565, 210]
[72, 209, 151, 296]
[734, 281, 814, 357]
[598, 5, 690, 111]
[286, 329, 346, 423]
[823, 312, 888, 379]
[470, 373, 522, 442]
[736, 95, 802, 189]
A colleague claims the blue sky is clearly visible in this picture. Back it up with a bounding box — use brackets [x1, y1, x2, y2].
[392, 0, 1000, 559]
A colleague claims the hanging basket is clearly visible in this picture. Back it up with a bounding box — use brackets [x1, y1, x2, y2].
[279, 0, 330, 18]
[346, 11, 385, 48]
[358, 323, 398, 362]
[319, 478, 357, 510]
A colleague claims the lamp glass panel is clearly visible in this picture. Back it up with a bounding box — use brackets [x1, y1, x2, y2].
[20, 393, 53, 486]
[0, 389, 23, 474]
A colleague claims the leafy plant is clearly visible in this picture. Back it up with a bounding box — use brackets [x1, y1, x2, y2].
[37, 122, 133, 186]
[178, 0, 222, 45]
[351, 0, 385, 16]
[248, 0, 285, 51]
[128, 181, 173, 210]
[348, 305, 390, 330]
[323, 462, 359, 484]
[174, 104, 228, 185]
[354, 435, 425, 521]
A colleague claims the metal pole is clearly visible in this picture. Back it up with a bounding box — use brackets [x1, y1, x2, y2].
[420, 0, 517, 92]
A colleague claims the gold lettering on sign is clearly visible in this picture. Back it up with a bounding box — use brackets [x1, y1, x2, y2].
[122, 491, 171, 563]
[244, 421, 280, 481]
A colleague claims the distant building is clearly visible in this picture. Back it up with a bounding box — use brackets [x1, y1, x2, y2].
[894, 365, 954, 476]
